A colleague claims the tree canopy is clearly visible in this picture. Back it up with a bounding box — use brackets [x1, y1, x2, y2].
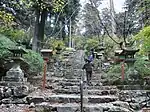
[135, 26, 150, 54]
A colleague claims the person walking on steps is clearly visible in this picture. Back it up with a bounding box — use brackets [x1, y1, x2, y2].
[82, 59, 94, 85]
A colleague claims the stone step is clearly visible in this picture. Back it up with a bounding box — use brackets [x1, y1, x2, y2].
[27, 94, 118, 104]
[117, 85, 150, 90]
[53, 88, 118, 95]
[46, 75, 106, 82]
[52, 82, 103, 87]
[87, 89, 118, 95]
[35, 102, 131, 112]
[35, 103, 102, 112]
[52, 85, 117, 91]
[46, 76, 107, 83]
[47, 80, 109, 88]
[47, 77, 79, 83]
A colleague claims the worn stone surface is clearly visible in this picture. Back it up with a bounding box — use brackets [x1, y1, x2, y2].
[4, 64, 25, 82]
[1, 50, 149, 112]
[108, 106, 131, 112]
[13, 85, 29, 97]
[112, 101, 130, 110]
[0, 104, 32, 112]
[0, 85, 30, 101]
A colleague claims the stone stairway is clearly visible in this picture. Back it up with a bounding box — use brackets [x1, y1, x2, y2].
[27, 72, 135, 112]
[22, 72, 150, 112]
[26, 50, 135, 112]
[0, 50, 149, 112]
[27, 50, 150, 112]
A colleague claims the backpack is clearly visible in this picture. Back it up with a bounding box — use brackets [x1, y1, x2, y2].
[83, 63, 93, 72]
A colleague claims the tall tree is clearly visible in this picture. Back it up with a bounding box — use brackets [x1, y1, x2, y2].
[29, 0, 65, 51]
[44, 0, 80, 41]
[0, 0, 32, 28]
[0, 0, 65, 51]
[82, 1, 103, 37]
[125, 0, 150, 28]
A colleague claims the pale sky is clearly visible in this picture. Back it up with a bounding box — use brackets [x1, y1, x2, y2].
[80, 0, 126, 13]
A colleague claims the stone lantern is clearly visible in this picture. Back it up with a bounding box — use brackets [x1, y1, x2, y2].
[123, 49, 139, 67]
[3, 47, 28, 82]
[0, 47, 30, 98]
[115, 50, 125, 63]
[41, 49, 53, 61]
[41, 49, 54, 71]
[95, 45, 105, 59]
[55, 44, 62, 54]
[115, 47, 139, 81]
[123, 48, 140, 81]
[96, 53, 103, 59]
[40, 49, 53, 90]
[94, 44, 105, 72]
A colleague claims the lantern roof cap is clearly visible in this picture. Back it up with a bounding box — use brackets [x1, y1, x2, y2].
[122, 49, 139, 55]
[97, 53, 103, 56]
[8, 46, 27, 54]
[65, 47, 76, 52]
[40, 49, 53, 53]
[115, 49, 139, 55]
[115, 50, 123, 54]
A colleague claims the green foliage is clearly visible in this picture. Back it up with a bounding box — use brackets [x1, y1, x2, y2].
[0, 26, 26, 42]
[135, 26, 150, 54]
[134, 57, 150, 77]
[52, 0, 65, 12]
[84, 38, 99, 56]
[104, 36, 119, 58]
[0, 10, 14, 25]
[0, 34, 16, 58]
[85, 38, 99, 51]
[47, 38, 65, 50]
[108, 63, 128, 73]
[23, 50, 44, 73]
[23, 0, 65, 12]
[106, 63, 129, 85]
[74, 36, 85, 49]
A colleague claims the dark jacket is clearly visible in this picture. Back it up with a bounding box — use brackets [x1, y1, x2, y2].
[82, 62, 94, 72]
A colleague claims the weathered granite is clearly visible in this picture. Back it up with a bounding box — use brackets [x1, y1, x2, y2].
[4, 64, 25, 82]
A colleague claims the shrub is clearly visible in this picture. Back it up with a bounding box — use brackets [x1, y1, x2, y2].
[108, 63, 128, 73]
[134, 58, 150, 77]
[23, 50, 44, 74]
[106, 63, 129, 85]
[47, 38, 65, 49]
[0, 26, 26, 42]
[0, 34, 16, 58]
[85, 38, 99, 51]
[134, 26, 150, 55]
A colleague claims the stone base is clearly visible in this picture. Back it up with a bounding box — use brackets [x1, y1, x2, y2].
[0, 81, 30, 87]
[0, 81, 34, 101]
[3, 77, 26, 82]
[4, 63, 25, 82]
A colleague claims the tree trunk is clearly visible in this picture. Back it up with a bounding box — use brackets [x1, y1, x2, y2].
[32, 9, 40, 52]
[59, 21, 63, 39]
[62, 20, 66, 40]
[38, 10, 47, 51]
